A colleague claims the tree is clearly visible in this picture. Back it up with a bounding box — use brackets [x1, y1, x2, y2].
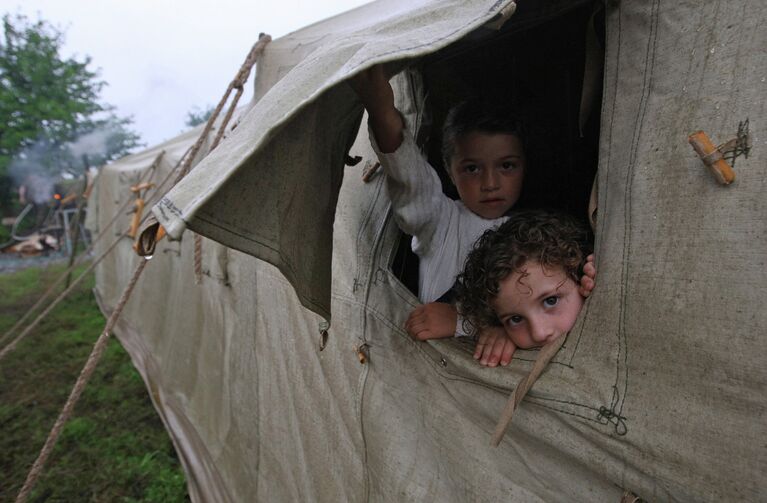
[184, 105, 214, 128]
[0, 14, 142, 208]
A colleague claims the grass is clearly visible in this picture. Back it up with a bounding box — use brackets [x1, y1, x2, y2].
[0, 262, 189, 502]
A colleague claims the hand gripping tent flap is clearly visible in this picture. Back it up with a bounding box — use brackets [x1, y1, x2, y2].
[87, 1, 767, 501]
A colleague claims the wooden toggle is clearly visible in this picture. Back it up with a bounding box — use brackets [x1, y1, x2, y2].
[128, 199, 145, 239]
[130, 182, 155, 193]
[688, 131, 736, 185]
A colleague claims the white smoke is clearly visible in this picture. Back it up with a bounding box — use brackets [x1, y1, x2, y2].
[8, 142, 58, 204]
[65, 127, 116, 161]
[9, 126, 120, 204]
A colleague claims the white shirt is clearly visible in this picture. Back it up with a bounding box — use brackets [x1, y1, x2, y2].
[371, 128, 507, 304]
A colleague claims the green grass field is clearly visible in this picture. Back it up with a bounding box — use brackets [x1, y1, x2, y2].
[0, 262, 189, 502]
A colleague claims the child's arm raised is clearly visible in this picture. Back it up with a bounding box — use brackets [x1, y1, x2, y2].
[350, 65, 403, 153]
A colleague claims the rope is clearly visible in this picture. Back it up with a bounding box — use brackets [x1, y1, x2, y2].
[0, 235, 125, 362]
[189, 34, 270, 282]
[193, 233, 203, 284]
[173, 34, 270, 185]
[0, 151, 165, 349]
[64, 175, 89, 288]
[0, 148, 181, 356]
[13, 35, 272, 500]
[14, 259, 148, 503]
[490, 335, 566, 447]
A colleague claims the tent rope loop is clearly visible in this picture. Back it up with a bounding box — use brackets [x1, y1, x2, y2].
[181, 34, 270, 283]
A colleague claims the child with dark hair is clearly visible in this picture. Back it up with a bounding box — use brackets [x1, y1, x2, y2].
[352, 66, 525, 299]
[351, 66, 594, 365]
[351, 66, 526, 346]
[455, 209, 593, 350]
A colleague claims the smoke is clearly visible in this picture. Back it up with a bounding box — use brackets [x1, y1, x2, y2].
[8, 139, 59, 204]
[65, 127, 116, 161]
[8, 126, 120, 204]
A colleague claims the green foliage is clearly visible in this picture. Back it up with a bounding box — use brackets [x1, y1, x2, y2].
[0, 14, 102, 168]
[184, 105, 214, 128]
[0, 13, 143, 210]
[0, 263, 189, 502]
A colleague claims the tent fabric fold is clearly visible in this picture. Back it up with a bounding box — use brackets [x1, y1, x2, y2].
[152, 0, 518, 320]
[89, 1, 766, 501]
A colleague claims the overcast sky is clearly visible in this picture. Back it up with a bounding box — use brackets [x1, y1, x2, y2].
[3, 0, 371, 148]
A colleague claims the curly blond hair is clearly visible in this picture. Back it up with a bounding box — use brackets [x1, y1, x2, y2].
[455, 209, 592, 334]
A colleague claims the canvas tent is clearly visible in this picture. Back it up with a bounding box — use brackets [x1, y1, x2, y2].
[87, 0, 766, 501]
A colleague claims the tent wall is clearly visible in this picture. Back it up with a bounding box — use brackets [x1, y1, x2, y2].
[90, 0, 766, 501]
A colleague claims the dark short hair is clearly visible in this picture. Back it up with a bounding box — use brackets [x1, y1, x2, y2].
[455, 209, 592, 334]
[441, 98, 526, 169]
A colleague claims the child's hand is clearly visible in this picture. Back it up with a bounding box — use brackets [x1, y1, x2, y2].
[578, 254, 597, 297]
[405, 302, 457, 340]
[349, 64, 403, 153]
[350, 65, 394, 114]
[474, 326, 517, 367]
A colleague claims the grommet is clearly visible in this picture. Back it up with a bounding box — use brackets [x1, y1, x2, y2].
[318, 321, 330, 352]
[439, 357, 447, 367]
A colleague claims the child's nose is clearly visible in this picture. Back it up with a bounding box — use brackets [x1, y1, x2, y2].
[529, 319, 554, 344]
[481, 169, 500, 191]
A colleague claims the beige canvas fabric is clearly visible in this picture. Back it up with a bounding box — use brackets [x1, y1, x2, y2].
[88, 0, 767, 501]
[151, 0, 518, 320]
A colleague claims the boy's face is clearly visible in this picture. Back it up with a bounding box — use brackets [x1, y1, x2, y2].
[448, 132, 525, 219]
[491, 261, 584, 349]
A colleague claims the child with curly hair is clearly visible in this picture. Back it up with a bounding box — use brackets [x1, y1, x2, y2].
[455, 209, 593, 351]
[352, 66, 595, 365]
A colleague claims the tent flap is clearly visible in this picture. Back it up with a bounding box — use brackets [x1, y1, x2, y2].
[152, 0, 517, 319]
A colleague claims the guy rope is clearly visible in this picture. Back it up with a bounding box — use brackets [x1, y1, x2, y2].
[12, 34, 271, 503]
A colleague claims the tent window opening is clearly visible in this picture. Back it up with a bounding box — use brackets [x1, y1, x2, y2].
[390, 2, 604, 299]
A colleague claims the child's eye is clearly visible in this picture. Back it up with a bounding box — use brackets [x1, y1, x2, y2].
[463, 164, 479, 174]
[500, 161, 517, 170]
[506, 315, 523, 326]
[543, 296, 559, 308]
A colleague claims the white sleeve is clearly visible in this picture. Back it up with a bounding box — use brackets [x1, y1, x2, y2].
[454, 314, 472, 338]
[370, 127, 452, 256]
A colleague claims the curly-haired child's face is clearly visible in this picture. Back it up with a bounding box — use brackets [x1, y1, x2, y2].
[448, 132, 525, 219]
[491, 261, 584, 349]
